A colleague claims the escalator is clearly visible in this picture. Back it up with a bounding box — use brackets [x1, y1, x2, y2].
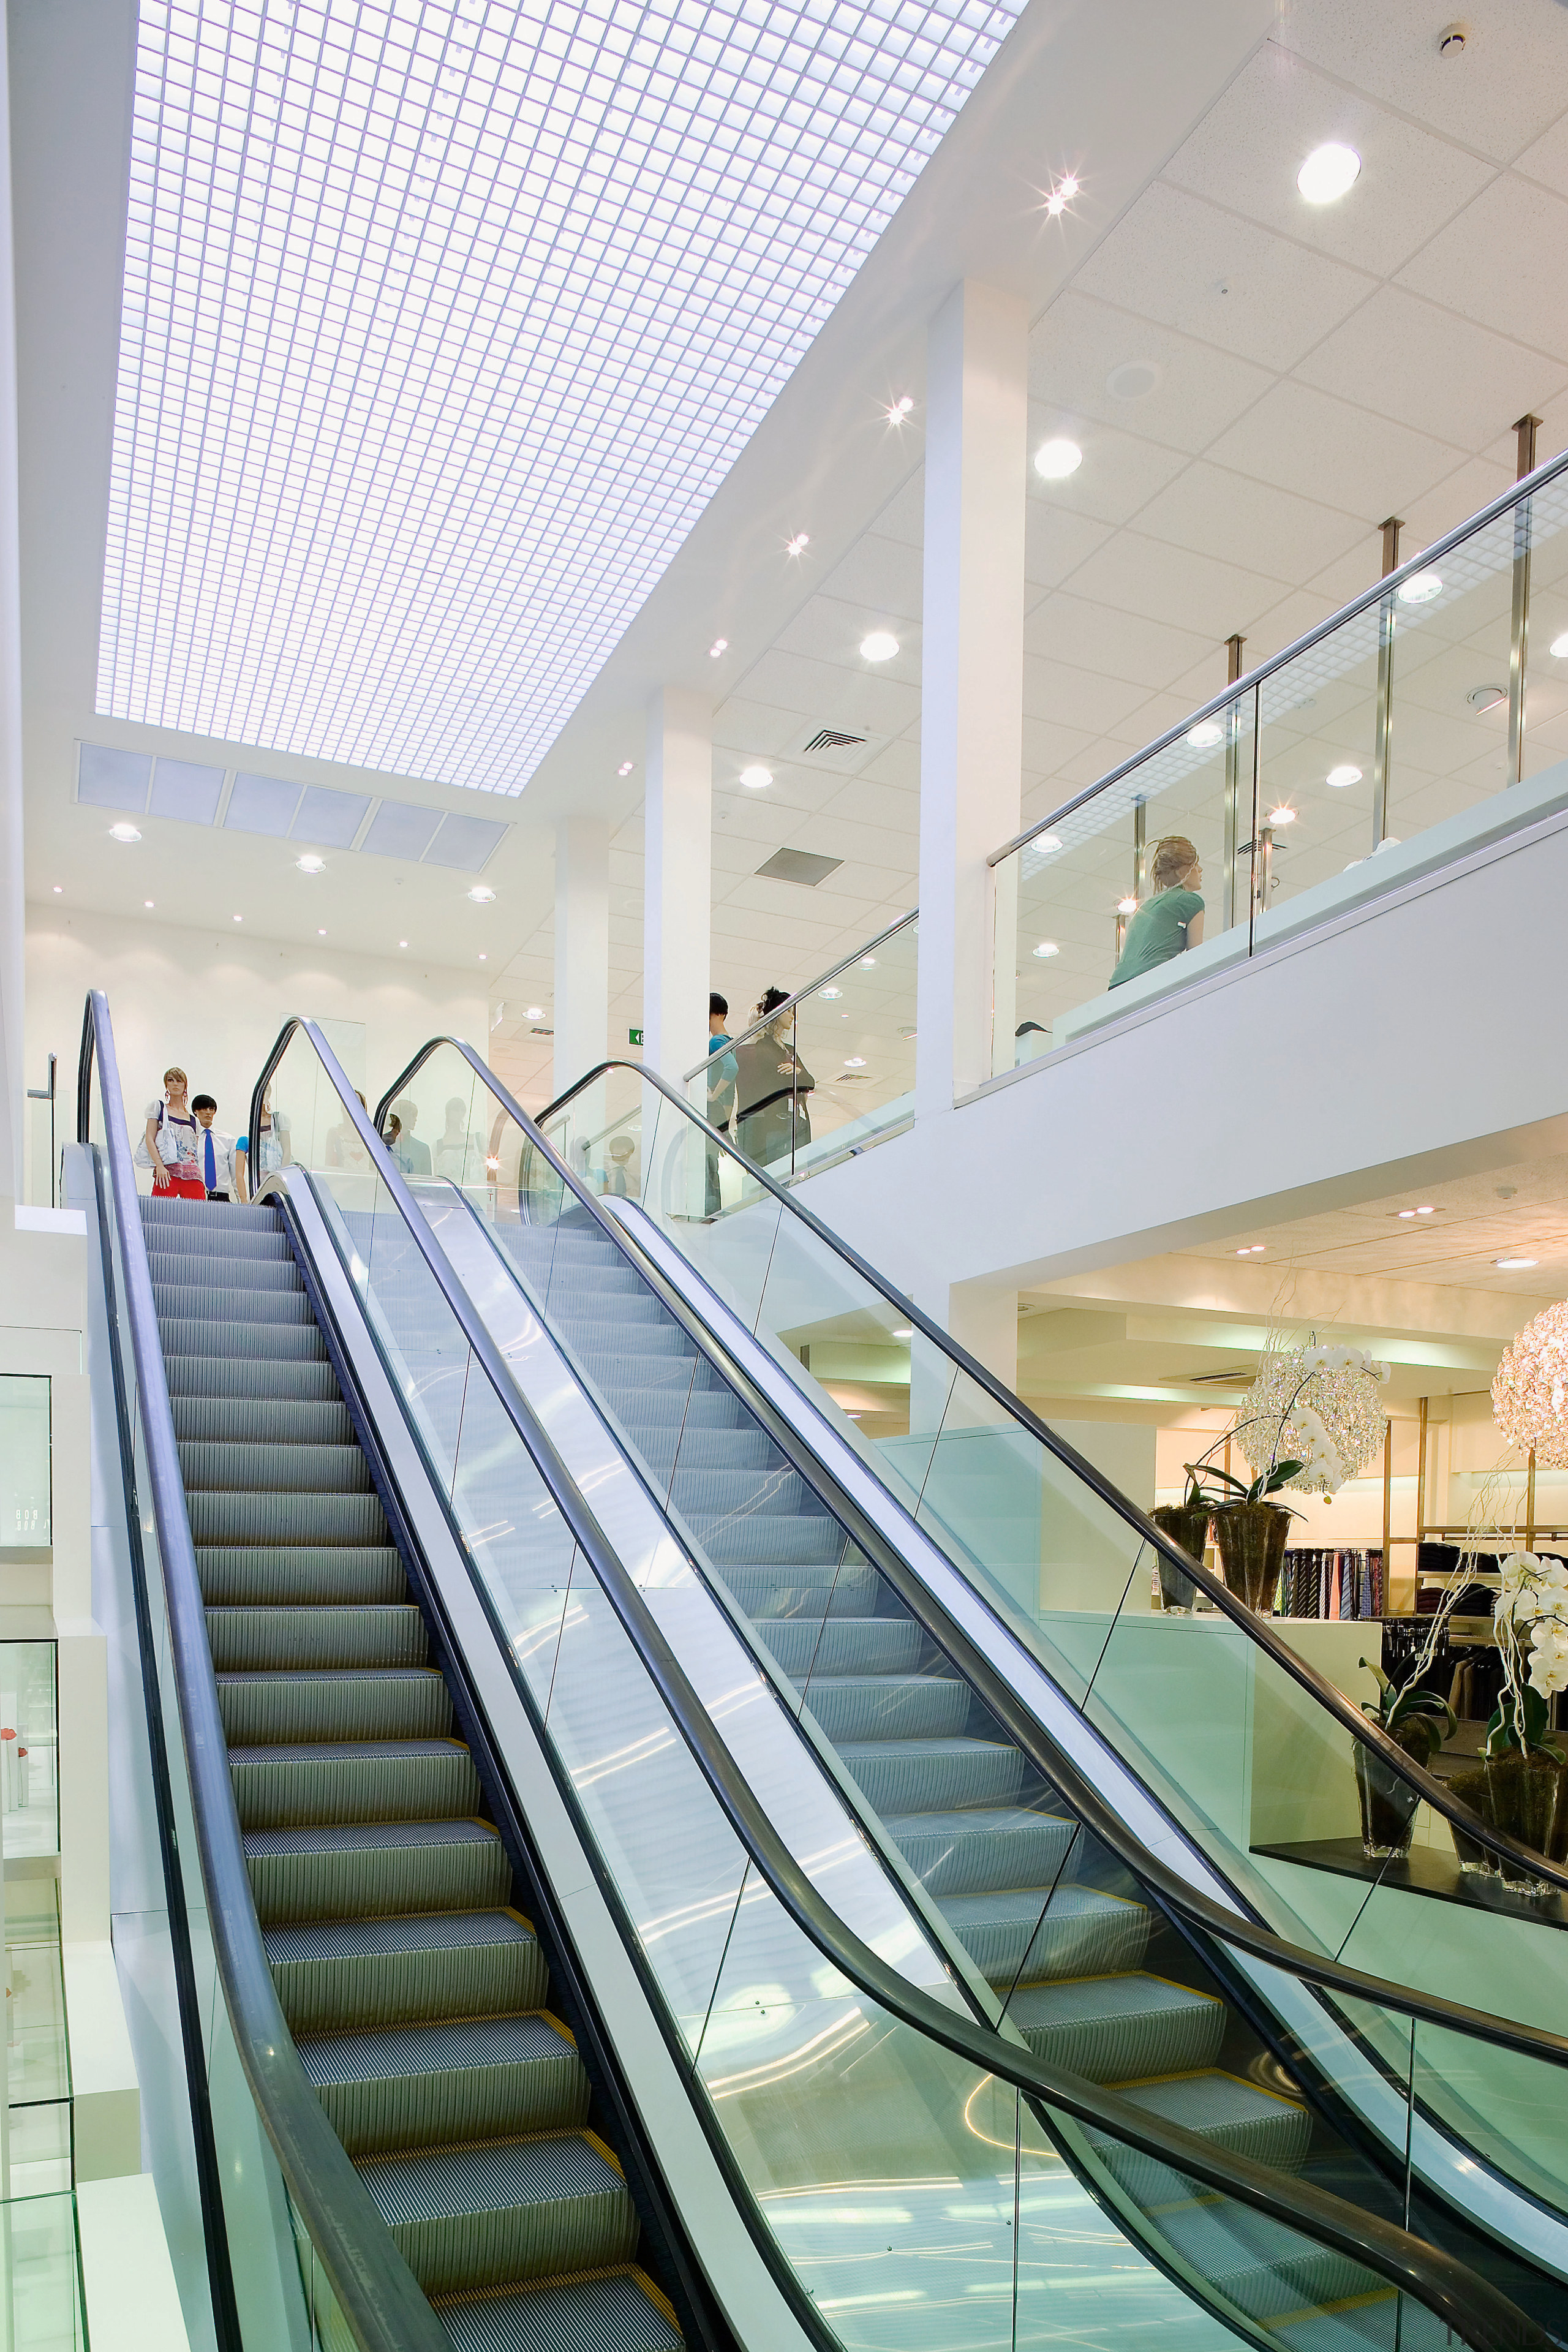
[74, 984, 1557, 2352]
[368, 1032, 1568, 2337]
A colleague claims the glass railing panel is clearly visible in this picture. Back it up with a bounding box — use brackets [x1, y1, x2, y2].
[0, 1644, 59, 1858]
[1000, 687, 1255, 1071]
[0, 2190, 85, 2351]
[772, 921, 919, 1175]
[1524, 474, 1568, 782]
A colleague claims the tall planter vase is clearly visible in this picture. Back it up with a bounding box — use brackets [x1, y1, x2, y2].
[1353, 1729, 1425, 1861]
[1149, 1506, 1208, 1613]
[1212, 1502, 1290, 1615]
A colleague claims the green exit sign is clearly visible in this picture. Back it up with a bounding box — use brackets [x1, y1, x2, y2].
[628, 1027, 644, 1046]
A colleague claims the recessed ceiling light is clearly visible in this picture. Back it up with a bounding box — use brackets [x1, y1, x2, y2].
[891, 1327, 913, 1340]
[820, 985, 842, 999]
[1035, 834, 1063, 854]
[1398, 570, 1442, 606]
[1033, 437, 1082, 481]
[1551, 631, 1568, 659]
[860, 630, 899, 662]
[144, 898, 154, 908]
[1106, 360, 1159, 402]
[1417, 1205, 1435, 1215]
[1032, 940, 1060, 958]
[318, 927, 326, 936]
[617, 761, 634, 777]
[1326, 764, 1362, 788]
[468, 884, 496, 903]
[1496, 1257, 1538, 1270]
[859, 955, 876, 968]
[295, 853, 325, 873]
[709, 638, 728, 658]
[844, 1055, 866, 1068]
[1268, 805, 1297, 826]
[233, 913, 243, 922]
[1466, 684, 1507, 714]
[53, 884, 62, 892]
[526, 1005, 543, 1019]
[786, 532, 810, 554]
[1044, 172, 1079, 217]
[1398, 1208, 1417, 1219]
[399, 939, 409, 948]
[740, 764, 773, 788]
[1251, 1245, 1265, 1254]
[1117, 895, 1139, 915]
[1235, 1247, 1251, 1256]
[479, 952, 488, 960]
[109, 822, 141, 843]
[1297, 142, 1361, 204]
[1186, 720, 1224, 750]
[886, 396, 914, 423]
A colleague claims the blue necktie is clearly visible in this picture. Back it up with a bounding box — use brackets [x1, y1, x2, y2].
[205, 1129, 216, 1191]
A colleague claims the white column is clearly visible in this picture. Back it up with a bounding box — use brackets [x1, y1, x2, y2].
[552, 815, 610, 1096]
[0, 1, 24, 1204]
[915, 280, 1027, 1118]
[643, 687, 712, 1087]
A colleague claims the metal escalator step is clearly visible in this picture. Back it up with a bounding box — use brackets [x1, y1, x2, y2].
[218, 1667, 450, 1746]
[207, 1605, 427, 1672]
[187, 1490, 388, 1545]
[573, 1353, 707, 1401]
[154, 1281, 316, 1326]
[437, 2267, 682, 2352]
[886, 1806, 1075, 1897]
[244, 1819, 509, 1924]
[173, 1395, 353, 1445]
[159, 1316, 329, 1363]
[140, 1198, 285, 1248]
[758, 1617, 921, 1678]
[839, 1735, 1027, 1816]
[687, 1513, 842, 1569]
[1144, 2199, 1371, 2328]
[1008, 1973, 1224, 2083]
[300, 2013, 587, 2157]
[179, 1439, 372, 1494]
[632, 1427, 775, 1474]
[797, 1673, 970, 1743]
[551, 1292, 665, 1327]
[148, 1248, 302, 1294]
[714, 1562, 878, 1618]
[1276, 2297, 1451, 2351]
[230, 1736, 477, 1830]
[168, 1356, 341, 1402]
[197, 1545, 407, 1605]
[616, 1390, 747, 1432]
[359, 2132, 636, 2300]
[944, 1884, 1150, 1985]
[265, 1911, 546, 2036]
[564, 1323, 693, 1359]
[1106, 2071, 1312, 2173]
[669, 1465, 813, 1515]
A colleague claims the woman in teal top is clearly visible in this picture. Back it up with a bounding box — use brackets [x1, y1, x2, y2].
[1107, 834, 1205, 989]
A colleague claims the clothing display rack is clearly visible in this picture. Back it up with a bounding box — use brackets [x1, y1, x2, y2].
[1277, 1547, 1384, 1621]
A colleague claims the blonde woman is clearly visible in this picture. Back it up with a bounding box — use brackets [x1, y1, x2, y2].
[1108, 835, 1205, 990]
[141, 1065, 205, 1197]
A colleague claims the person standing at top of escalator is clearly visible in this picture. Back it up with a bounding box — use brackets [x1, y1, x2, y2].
[1107, 836, 1205, 990]
[704, 992, 737, 1216]
[734, 987, 813, 1174]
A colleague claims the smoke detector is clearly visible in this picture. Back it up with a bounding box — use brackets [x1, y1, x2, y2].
[1439, 21, 1469, 54]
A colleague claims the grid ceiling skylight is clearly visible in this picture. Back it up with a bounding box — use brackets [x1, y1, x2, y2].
[101, 0, 1023, 794]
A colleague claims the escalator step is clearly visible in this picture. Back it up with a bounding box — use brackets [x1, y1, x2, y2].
[632, 1427, 775, 1474]
[265, 1910, 546, 2036]
[179, 1438, 372, 1493]
[797, 1673, 970, 1743]
[1008, 1973, 1224, 2082]
[714, 1562, 878, 1618]
[230, 1738, 478, 1830]
[1140, 2198, 1370, 2326]
[149, 1248, 303, 1293]
[565, 1323, 693, 1359]
[159, 1315, 329, 1363]
[300, 2013, 587, 2156]
[758, 1618, 922, 1678]
[839, 1735, 1027, 1815]
[141, 1199, 287, 1253]
[207, 1604, 428, 1671]
[217, 1666, 451, 1745]
[188, 1490, 388, 1545]
[1107, 2071, 1312, 2173]
[359, 2132, 636, 2298]
[197, 1544, 408, 1605]
[669, 1466, 814, 1516]
[168, 1355, 341, 1402]
[437, 2269, 681, 2352]
[244, 1818, 510, 1924]
[154, 1281, 316, 1325]
[886, 1806, 1075, 1897]
[944, 1884, 1150, 1984]
[687, 1513, 842, 1568]
[172, 1395, 354, 1444]
[615, 1390, 747, 1433]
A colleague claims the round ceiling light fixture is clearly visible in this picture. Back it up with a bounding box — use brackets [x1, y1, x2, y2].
[526, 1005, 543, 1019]
[1267, 805, 1297, 826]
[1496, 1257, 1539, 1271]
[1297, 141, 1361, 205]
[617, 760, 634, 777]
[1044, 172, 1079, 217]
[1551, 631, 1568, 659]
[295, 853, 325, 873]
[109, 822, 141, 843]
[1035, 833, 1063, 854]
[843, 1056, 866, 1068]
[468, 884, 496, 903]
[740, 763, 773, 788]
[1117, 895, 1139, 916]
[1326, 763, 1362, 788]
[1032, 940, 1060, 958]
[1186, 720, 1224, 750]
[819, 986, 842, 1000]
[786, 532, 810, 555]
[1033, 437, 1082, 481]
[1467, 684, 1507, 712]
[859, 955, 876, 968]
[860, 630, 899, 663]
[1398, 570, 1442, 606]
[1106, 360, 1160, 402]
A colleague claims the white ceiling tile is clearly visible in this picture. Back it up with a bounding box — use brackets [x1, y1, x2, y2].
[818, 535, 924, 625]
[1024, 505, 1115, 590]
[859, 739, 923, 791]
[1515, 110, 1568, 200]
[1297, 283, 1568, 450]
[733, 648, 921, 736]
[1022, 655, 1151, 735]
[1020, 715, 1102, 785]
[1025, 594, 1213, 690]
[1164, 42, 1495, 275]
[1072, 181, 1376, 375]
[1205, 378, 1457, 514]
[820, 778, 919, 831]
[1064, 530, 1284, 641]
[775, 594, 922, 669]
[872, 470, 927, 548]
[1277, 0, 1568, 165]
[1134, 459, 1365, 579]
[1396, 175, 1568, 362]
[1028, 290, 1277, 456]
[1023, 413, 1191, 528]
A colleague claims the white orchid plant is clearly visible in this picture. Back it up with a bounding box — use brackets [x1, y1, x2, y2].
[1187, 1340, 1392, 1511]
[1490, 1551, 1568, 1763]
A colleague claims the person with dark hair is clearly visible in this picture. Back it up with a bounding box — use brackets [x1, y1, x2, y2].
[734, 986, 813, 1172]
[190, 1093, 239, 1199]
[1107, 835, 1205, 990]
[704, 990, 736, 1216]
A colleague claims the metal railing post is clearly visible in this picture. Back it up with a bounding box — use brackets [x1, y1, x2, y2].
[1371, 516, 1402, 849]
[1221, 633, 1244, 929]
[1509, 413, 1541, 788]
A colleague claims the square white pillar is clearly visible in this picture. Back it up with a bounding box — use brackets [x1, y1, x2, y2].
[915, 281, 1027, 1117]
[643, 687, 712, 1087]
[552, 815, 610, 1098]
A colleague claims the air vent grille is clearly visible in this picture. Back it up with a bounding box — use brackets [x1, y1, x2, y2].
[801, 728, 865, 755]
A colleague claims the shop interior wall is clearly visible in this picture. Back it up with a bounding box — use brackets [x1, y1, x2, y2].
[24, 902, 488, 1196]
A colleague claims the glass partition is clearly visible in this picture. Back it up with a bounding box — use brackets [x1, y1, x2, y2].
[0, 1378, 51, 1548]
[993, 452, 1568, 1071]
[0, 2189, 85, 2350]
[0, 1647, 59, 1859]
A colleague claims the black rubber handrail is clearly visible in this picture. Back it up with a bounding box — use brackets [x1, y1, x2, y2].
[273, 1017, 1548, 2352]
[989, 440, 1568, 866]
[387, 1038, 1568, 1904]
[80, 994, 450, 2352]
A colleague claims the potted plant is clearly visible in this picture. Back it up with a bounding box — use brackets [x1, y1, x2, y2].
[1354, 1660, 1454, 1860]
[1450, 1552, 1567, 1895]
[1200, 1455, 1305, 1613]
[1150, 1467, 1214, 1612]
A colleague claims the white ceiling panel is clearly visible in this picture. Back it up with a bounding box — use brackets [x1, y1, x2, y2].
[1395, 173, 1568, 361]
[1133, 459, 1364, 580]
[1025, 291, 1276, 456]
[1277, 0, 1568, 165]
[1021, 413, 1189, 529]
[1064, 530, 1284, 643]
[1025, 594, 1213, 691]
[1204, 377, 1458, 516]
[1296, 284, 1568, 452]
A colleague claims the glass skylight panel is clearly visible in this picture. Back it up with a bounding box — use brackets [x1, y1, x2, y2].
[100, 0, 1022, 794]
